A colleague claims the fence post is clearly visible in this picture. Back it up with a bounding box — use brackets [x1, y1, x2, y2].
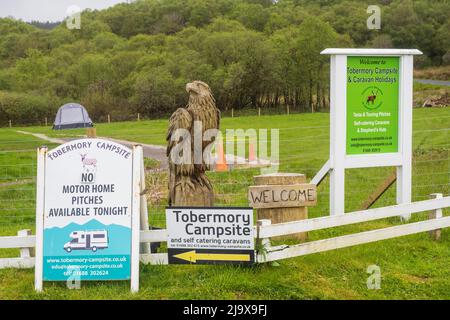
[9, 120, 11, 128]
[18, 229, 34, 258]
[256, 219, 271, 263]
[108, 114, 111, 124]
[258, 107, 261, 117]
[231, 108, 234, 118]
[287, 105, 290, 115]
[137, 113, 140, 121]
[429, 193, 443, 241]
[34, 146, 47, 292]
[44, 117, 48, 127]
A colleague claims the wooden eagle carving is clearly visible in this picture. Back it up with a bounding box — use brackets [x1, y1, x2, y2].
[166, 81, 220, 206]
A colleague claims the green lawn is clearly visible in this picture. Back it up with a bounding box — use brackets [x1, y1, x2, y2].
[0, 107, 449, 299]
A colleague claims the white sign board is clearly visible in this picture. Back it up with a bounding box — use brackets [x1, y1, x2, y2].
[166, 207, 254, 265]
[35, 139, 141, 292]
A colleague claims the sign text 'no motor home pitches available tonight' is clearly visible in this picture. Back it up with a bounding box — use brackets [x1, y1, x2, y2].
[248, 184, 317, 209]
[35, 138, 141, 291]
[166, 207, 255, 265]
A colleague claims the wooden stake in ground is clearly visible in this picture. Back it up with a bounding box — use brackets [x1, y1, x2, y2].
[249, 173, 317, 241]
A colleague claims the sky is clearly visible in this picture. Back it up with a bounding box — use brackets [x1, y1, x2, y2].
[0, 0, 129, 22]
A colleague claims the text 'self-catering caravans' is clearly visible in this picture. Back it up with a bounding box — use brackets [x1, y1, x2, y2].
[34, 139, 142, 292]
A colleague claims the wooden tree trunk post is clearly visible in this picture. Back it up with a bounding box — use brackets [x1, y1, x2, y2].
[429, 193, 443, 241]
[108, 114, 111, 123]
[249, 173, 317, 242]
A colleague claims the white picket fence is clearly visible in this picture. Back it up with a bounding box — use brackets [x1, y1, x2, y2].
[0, 193, 449, 268]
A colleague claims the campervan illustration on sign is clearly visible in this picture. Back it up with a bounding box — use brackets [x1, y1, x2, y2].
[64, 230, 109, 253]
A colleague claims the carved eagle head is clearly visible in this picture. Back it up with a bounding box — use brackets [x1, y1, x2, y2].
[186, 80, 210, 95]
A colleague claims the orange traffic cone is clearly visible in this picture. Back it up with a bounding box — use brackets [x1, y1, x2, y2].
[215, 140, 228, 172]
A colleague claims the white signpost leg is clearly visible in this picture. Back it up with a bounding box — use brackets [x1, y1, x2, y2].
[34, 147, 47, 292]
[139, 153, 150, 254]
[329, 55, 347, 216]
[397, 55, 414, 221]
[131, 145, 142, 293]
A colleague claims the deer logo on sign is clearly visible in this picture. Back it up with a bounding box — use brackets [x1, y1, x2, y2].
[367, 90, 377, 104]
[361, 86, 383, 110]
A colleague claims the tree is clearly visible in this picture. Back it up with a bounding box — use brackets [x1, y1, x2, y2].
[370, 34, 394, 48]
[322, 0, 373, 46]
[131, 67, 181, 117]
[296, 16, 338, 112]
[93, 32, 124, 51]
[229, 2, 270, 31]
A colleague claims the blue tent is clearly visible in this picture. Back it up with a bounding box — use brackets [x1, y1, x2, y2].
[53, 103, 93, 130]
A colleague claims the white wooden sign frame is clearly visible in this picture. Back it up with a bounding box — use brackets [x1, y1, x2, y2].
[34, 143, 144, 292]
[318, 48, 422, 218]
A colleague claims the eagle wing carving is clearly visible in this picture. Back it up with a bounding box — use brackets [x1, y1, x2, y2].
[166, 107, 193, 204]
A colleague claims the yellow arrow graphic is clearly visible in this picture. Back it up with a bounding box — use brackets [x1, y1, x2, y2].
[173, 250, 250, 263]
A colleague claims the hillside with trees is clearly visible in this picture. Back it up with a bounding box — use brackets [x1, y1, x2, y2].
[0, 0, 448, 125]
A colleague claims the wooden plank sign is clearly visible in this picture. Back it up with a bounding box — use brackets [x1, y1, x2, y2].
[248, 184, 317, 209]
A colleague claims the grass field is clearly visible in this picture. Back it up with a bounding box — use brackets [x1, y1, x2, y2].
[0, 107, 449, 299]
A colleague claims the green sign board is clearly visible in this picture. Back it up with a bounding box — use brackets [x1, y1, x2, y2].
[346, 56, 400, 155]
